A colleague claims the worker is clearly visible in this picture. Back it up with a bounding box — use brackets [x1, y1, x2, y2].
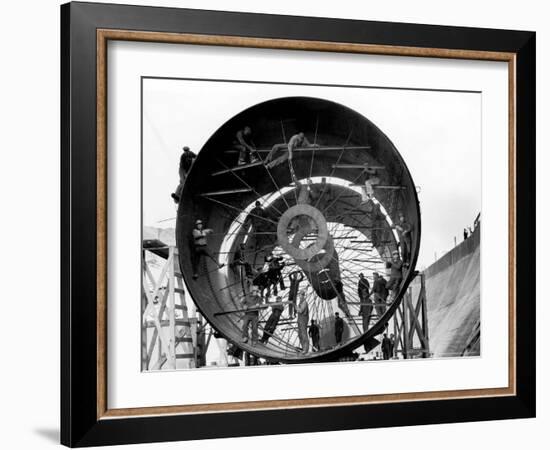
[241, 286, 261, 345]
[360, 169, 380, 204]
[393, 213, 412, 264]
[381, 333, 392, 360]
[233, 126, 259, 166]
[334, 312, 344, 345]
[287, 270, 303, 318]
[247, 200, 268, 234]
[264, 132, 318, 171]
[296, 179, 313, 204]
[296, 291, 310, 353]
[171, 146, 197, 203]
[232, 243, 252, 293]
[252, 269, 270, 300]
[260, 296, 284, 343]
[308, 319, 320, 352]
[389, 333, 396, 358]
[357, 273, 372, 332]
[370, 203, 385, 247]
[334, 279, 350, 316]
[372, 272, 388, 318]
[357, 273, 370, 302]
[386, 250, 403, 298]
[191, 219, 224, 280]
[266, 251, 285, 295]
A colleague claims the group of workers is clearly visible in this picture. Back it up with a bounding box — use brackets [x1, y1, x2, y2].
[240, 287, 346, 353]
[186, 213, 408, 354]
[170, 133, 411, 357]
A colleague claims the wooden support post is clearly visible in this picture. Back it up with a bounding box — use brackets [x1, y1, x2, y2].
[420, 274, 430, 357]
[141, 291, 148, 371]
[402, 297, 409, 359]
[168, 247, 176, 369]
[393, 311, 399, 358]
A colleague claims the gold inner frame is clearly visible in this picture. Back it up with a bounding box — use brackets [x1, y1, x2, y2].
[96, 29, 517, 420]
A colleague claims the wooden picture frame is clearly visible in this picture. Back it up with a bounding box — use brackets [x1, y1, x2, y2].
[61, 2, 535, 446]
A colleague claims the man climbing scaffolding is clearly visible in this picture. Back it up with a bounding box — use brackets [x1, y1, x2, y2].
[287, 270, 304, 319]
[171, 146, 196, 203]
[357, 273, 372, 332]
[233, 126, 259, 166]
[260, 296, 284, 344]
[264, 132, 319, 182]
[265, 250, 285, 295]
[241, 286, 262, 346]
[191, 219, 224, 280]
[296, 291, 310, 353]
[393, 213, 413, 265]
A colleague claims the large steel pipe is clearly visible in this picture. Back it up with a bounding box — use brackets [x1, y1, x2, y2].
[176, 97, 421, 363]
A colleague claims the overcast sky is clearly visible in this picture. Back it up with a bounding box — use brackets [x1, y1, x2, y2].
[143, 78, 481, 269]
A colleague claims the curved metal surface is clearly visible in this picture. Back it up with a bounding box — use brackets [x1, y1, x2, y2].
[176, 97, 421, 363]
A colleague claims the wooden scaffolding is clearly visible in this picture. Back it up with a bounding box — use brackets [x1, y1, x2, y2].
[141, 246, 211, 370]
[392, 272, 430, 359]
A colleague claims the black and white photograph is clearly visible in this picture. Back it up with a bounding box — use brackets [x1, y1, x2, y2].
[141, 78, 481, 371]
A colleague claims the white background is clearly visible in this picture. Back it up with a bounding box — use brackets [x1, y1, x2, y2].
[0, 0, 547, 449]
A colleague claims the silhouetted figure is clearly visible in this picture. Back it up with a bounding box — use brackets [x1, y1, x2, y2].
[372, 272, 389, 318]
[241, 287, 262, 345]
[171, 146, 196, 203]
[287, 271, 303, 318]
[234, 126, 258, 166]
[309, 319, 320, 352]
[260, 297, 284, 343]
[233, 243, 252, 294]
[393, 213, 412, 264]
[389, 333, 396, 358]
[386, 250, 403, 298]
[247, 201, 268, 234]
[381, 333, 392, 360]
[334, 279, 350, 316]
[334, 312, 344, 345]
[358, 273, 372, 332]
[371, 203, 385, 247]
[297, 292, 310, 353]
[265, 251, 285, 295]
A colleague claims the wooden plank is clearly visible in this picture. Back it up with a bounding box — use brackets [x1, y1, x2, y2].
[168, 248, 176, 368]
[145, 319, 191, 327]
[151, 354, 167, 370]
[211, 161, 264, 176]
[406, 294, 430, 350]
[349, 183, 406, 190]
[420, 275, 430, 356]
[223, 145, 371, 154]
[201, 188, 252, 196]
[332, 164, 384, 169]
[214, 301, 291, 317]
[401, 301, 409, 359]
[142, 273, 171, 359]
